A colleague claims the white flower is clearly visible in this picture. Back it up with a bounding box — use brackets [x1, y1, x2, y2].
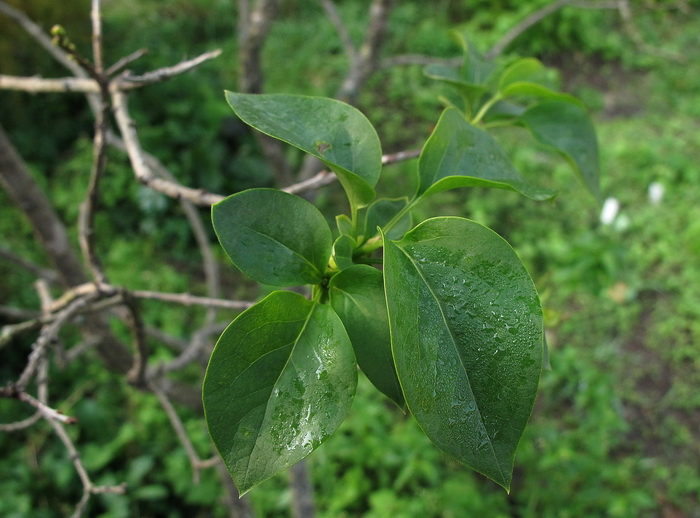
[648, 182, 664, 205]
[600, 197, 620, 225]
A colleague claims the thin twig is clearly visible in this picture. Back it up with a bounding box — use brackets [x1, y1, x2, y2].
[0, 75, 100, 93]
[78, 81, 110, 285]
[380, 54, 462, 68]
[150, 380, 209, 484]
[320, 0, 357, 60]
[106, 48, 148, 76]
[111, 88, 225, 205]
[48, 418, 127, 518]
[485, 0, 629, 59]
[0, 387, 78, 424]
[1, 295, 123, 348]
[382, 148, 421, 165]
[120, 49, 222, 87]
[0, 247, 60, 283]
[131, 290, 254, 310]
[121, 291, 149, 388]
[0, 411, 42, 432]
[16, 293, 99, 390]
[91, 0, 104, 73]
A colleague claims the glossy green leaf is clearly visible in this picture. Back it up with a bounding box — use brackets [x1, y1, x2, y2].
[500, 82, 582, 105]
[203, 291, 357, 495]
[364, 197, 412, 240]
[212, 188, 332, 286]
[424, 63, 489, 116]
[226, 92, 382, 208]
[520, 100, 600, 199]
[451, 32, 497, 85]
[417, 108, 556, 201]
[332, 234, 356, 271]
[498, 58, 551, 92]
[383, 217, 543, 490]
[336, 214, 353, 236]
[329, 265, 404, 408]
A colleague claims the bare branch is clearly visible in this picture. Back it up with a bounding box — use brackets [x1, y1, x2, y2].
[381, 54, 462, 68]
[91, 0, 104, 73]
[0, 305, 39, 322]
[0, 386, 78, 424]
[0, 411, 42, 432]
[120, 49, 222, 88]
[16, 293, 98, 390]
[283, 170, 338, 195]
[320, 0, 357, 60]
[485, 0, 634, 60]
[150, 380, 211, 484]
[0, 75, 99, 93]
[0, 125, 90, 287]
[122, 292, 149, 388]
[106, 48, 148, 76]
[79, 82, 111, 285]
[336, 0, 395, 104]
[0, 50, 221, 95]
[0, 247, 60, 284]
[48, 418, 127, 518]
[382, 148, 421, 165]
[131, 290, 254, 310]
[111, 89, 225, 206]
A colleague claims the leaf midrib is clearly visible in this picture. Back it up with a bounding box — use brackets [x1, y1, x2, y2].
[395, 243, 505, 483]
[241, 299, 318, 490]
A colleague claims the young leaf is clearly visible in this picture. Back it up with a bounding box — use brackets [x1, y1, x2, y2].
[417, 108, 556, 201]
[336, 214, 354, 236]
[520, 100, 600, 200]
[332, 234, 356, 271]
[424, 64, 489, 117]
[329, 265, 405, 408]
[203, 291, 357, 495]
[383, 217, 543, 491]
[212, 188, 332, 286]
[498, 58, 551, 92]
[226, 92, 382, 208]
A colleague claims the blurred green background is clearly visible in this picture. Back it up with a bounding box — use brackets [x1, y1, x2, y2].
[1, 0, 699, 516]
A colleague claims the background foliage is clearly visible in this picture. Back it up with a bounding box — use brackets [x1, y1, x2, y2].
[1, 0, 699, 516]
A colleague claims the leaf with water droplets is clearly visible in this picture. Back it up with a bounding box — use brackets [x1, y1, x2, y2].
[203, 291, 357, 495]
[383, 217, 543, 491]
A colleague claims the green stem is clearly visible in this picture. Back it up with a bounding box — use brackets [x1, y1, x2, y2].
[381, 196, 420, 236]
[471, 94, 503, 125]
[354, 235, 383, 256]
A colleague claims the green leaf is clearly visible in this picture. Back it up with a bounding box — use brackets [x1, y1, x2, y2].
[500, 82, 582, 105]
[498, 58, 551, 92]
[336, 214, 354, 236]
[226, 92, 382, 208]
[520, 100, 600, 199]
[424, 64, 489, 117]
[203, 291, 357, 495]
[212, 188, 332, 286]
[417, 108, 556, 201]
[332, 234, 356, 271]
[383, 217, 543, 491]
[364, 197, 412, 240]
[329, 265, 404, 408]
